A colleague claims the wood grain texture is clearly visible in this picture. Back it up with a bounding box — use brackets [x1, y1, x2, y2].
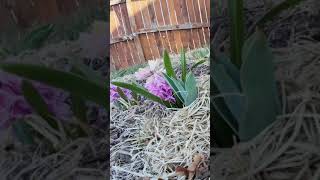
[110, 0, 210, 70]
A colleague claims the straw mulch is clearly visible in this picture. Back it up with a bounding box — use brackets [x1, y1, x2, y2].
[0, 127, 108, 179]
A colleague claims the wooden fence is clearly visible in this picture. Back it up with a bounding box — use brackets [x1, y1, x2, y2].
[110, 0, 210, 70]
[0, 0, 103, 30]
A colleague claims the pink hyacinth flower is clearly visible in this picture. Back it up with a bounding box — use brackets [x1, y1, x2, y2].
[110, 84, 132, 103]
[0, 71, 72, 129]
[145, 73, 175, 102]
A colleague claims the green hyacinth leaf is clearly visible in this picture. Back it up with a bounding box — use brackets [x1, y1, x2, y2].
[184, 72, 198, 106]
[0, 63, 108, 110]
[163, 50, 177, 79]
[163, 73, 185, 104]
[214, 54, 241, 90]
[212, 64, 243, 128]
[211, 77, 239, 147]
[112, 81, 173, 108]
[240, 29, 280, 141]
[180, 48, 187, 82]
[21, 80, 59, 130]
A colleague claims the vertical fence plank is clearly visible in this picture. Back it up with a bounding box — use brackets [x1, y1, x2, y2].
[137, 0, 155, 60]
[159, 0, 173, 53]
[126, 0, 146, 64]
[187, 0, 201, 48]
[147, 0, 161, 59]
[152, 0, 165, 55]
[179, 0, 191, 51]
[198, 0, 208, 45]
[169, 0, 183, 53]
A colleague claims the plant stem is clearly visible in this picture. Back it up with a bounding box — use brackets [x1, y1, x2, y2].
[228, 0, 245, 68]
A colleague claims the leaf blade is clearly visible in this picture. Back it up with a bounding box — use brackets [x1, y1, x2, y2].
[112, 81, 173, 108]
[228, 0, 245, 68]
[240, 30, 280, 141]
[191, 59, 207, 70]
[12, 120, 34, 145]
[163, 73, 185, 104]
[163, 50, 176, 79]
[180, 48, 187, 82]
[184, 72, 198, 106]
[21, 80, 59, 130]
[0, 63, 108, 109]
[211, 64, 243, 128]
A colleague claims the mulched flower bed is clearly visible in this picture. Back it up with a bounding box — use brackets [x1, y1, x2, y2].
[110, 53, 210, 179]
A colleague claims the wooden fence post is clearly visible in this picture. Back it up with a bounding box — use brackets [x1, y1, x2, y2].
[125, 0, 146, 64]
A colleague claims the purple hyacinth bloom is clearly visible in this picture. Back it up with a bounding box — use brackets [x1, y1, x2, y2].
[110, 84, 132, 103]
[144, 73, 175, 102]
[0, 71, 72, 129]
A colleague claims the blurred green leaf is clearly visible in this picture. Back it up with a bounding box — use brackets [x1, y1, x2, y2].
[70, 95, 90, 137]
[228, 0, 245, 68]
[184, 72, 198, 106]
[180, 48, 187, 82]
[211, 79, 238, 147]
[212, 64, 244, 128]
[70, 95, 87, 124]
[12, 120, 34, 145]
[21, 80, 59, 130]
[69, 66, 91, 136]
[0, 63, 108, 109]
[112, 81, 173, 108]
[163, 50, 176, 79]
[23, 24, 54, 50]
[117, 87, 129, 102]
[191, 59, 207, 70]
[132, 91, 139, 102]
[192, 48, 210, 59]
[215, 54, 241, 90]
[240, 29, 280, 141]
[172, 78, 188, 101]
[0, 48, 10, 59]
[163, 73, 185, 104]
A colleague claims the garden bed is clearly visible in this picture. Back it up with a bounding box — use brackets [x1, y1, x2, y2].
[110, 50, 210, 179]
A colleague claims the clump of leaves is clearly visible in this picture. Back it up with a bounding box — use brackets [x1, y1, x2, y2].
[212, 29, 281, 147]
[22, 24, 55, 50]
[192, 47, 210, 60]
[212, 0, 305, 147]
[113, 49, 205, 108]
